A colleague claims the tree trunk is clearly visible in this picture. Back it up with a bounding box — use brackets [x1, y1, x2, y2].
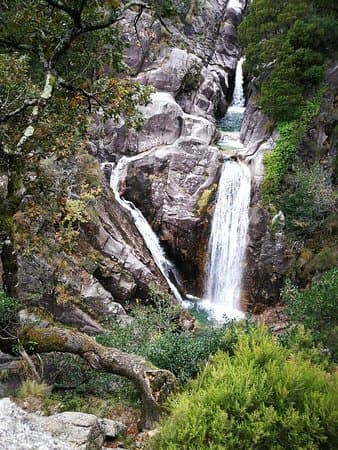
[18, 326, 176, 429]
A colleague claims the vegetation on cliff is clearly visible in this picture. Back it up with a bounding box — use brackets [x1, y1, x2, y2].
[240, 0, 337, 286]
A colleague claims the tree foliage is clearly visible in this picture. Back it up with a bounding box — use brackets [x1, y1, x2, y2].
[0, 1, 173, 296]
[239, 0, 338, 122]
[284, 268, 338, 359]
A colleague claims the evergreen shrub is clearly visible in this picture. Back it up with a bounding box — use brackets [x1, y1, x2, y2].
[284, 268, 338, 359]
[151, 326, 338, 449]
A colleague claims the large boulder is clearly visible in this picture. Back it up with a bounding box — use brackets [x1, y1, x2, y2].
[0, 398, 126, 450]
[122, 138, 223, 293]
[136, 48, 203, 94]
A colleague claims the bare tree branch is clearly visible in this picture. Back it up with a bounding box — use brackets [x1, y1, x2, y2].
[15, 71, 55, 154]
[19, 326, 176, 429]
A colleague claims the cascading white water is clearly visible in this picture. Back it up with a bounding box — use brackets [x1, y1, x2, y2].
[230, 57, 245, 109]
[199, 56, 251, 321]
[110, 154, 189, 306]
[201, 161, 250, 320]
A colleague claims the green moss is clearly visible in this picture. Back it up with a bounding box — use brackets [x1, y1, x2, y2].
[195, 184, 217, 216]
[22, 327, 66, 351]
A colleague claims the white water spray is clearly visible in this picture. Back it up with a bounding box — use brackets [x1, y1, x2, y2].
[110, 154, 189, 306]
[201, 161, 251, 320]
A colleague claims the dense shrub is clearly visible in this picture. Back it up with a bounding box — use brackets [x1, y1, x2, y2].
[239, 0, 337, 123]
[151, 326, 338, 449]
[262, 91, 324, 203]
[97, 303, 230, 385]
[144, 327, 227, 384]
[0, 290, 19, 341]
[284, 268, 338, 359]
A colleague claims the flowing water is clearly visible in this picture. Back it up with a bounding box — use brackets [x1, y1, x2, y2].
[109, 153, 190, 307]
[198, 57, 251, 322]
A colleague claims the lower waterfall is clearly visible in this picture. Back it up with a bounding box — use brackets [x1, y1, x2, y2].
[200, 160, 251, 321]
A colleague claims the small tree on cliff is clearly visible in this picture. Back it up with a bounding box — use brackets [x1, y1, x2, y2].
[0, 1, 178, 428]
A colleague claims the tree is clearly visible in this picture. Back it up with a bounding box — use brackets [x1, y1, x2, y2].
[0, 288, 176, 429]
[0, 1, 164, 296]
[0, 1, 178, 428]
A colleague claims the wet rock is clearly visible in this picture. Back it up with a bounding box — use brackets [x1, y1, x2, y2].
[239, 97, 278, 203]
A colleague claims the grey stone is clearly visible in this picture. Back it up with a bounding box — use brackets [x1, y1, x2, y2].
[0, 398, 75, 450]
[137, 48, 203, 94]
[32, 412, 105, 450]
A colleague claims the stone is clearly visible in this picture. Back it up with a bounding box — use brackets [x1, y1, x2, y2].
[81, 274, 132, 325]
[100, 418, 127, 438]
[0, 398, 75, 450]
[0, 399, 127, 450]
[137, 48, 203, 94]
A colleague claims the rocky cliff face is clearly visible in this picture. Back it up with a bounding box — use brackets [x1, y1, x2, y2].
[240, 64, 338, 311]
[88, 0, 247, 294]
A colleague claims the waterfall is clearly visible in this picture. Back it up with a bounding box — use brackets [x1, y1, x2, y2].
[199, 56, 251, 322]
[109, 155, 189, 307]
[218, 57, 245, 135]
[231, 57, 245, 109]
[201, 161, 250, 321]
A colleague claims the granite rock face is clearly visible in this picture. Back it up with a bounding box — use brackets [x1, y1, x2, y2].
[87, 0, 247, 295]
[238, 97, 289, 309]
[2, 0, 248, 328]
[240, 63, 337, 308]
[0, 398, 126, 450]
[13, 174, 169, 333]
[122, 138, 223, 292]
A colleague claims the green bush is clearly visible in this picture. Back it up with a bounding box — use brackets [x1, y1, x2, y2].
[262, 90, 324, 204]
[240, 0, 337, 123]
[284, 268, 338, 359]
[144, 327, 227, 384]
[280, 163, 336, 237]
[151, 326, 338, 449]
[0, 290, 19, 340]
[97, 302, 232, 385]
